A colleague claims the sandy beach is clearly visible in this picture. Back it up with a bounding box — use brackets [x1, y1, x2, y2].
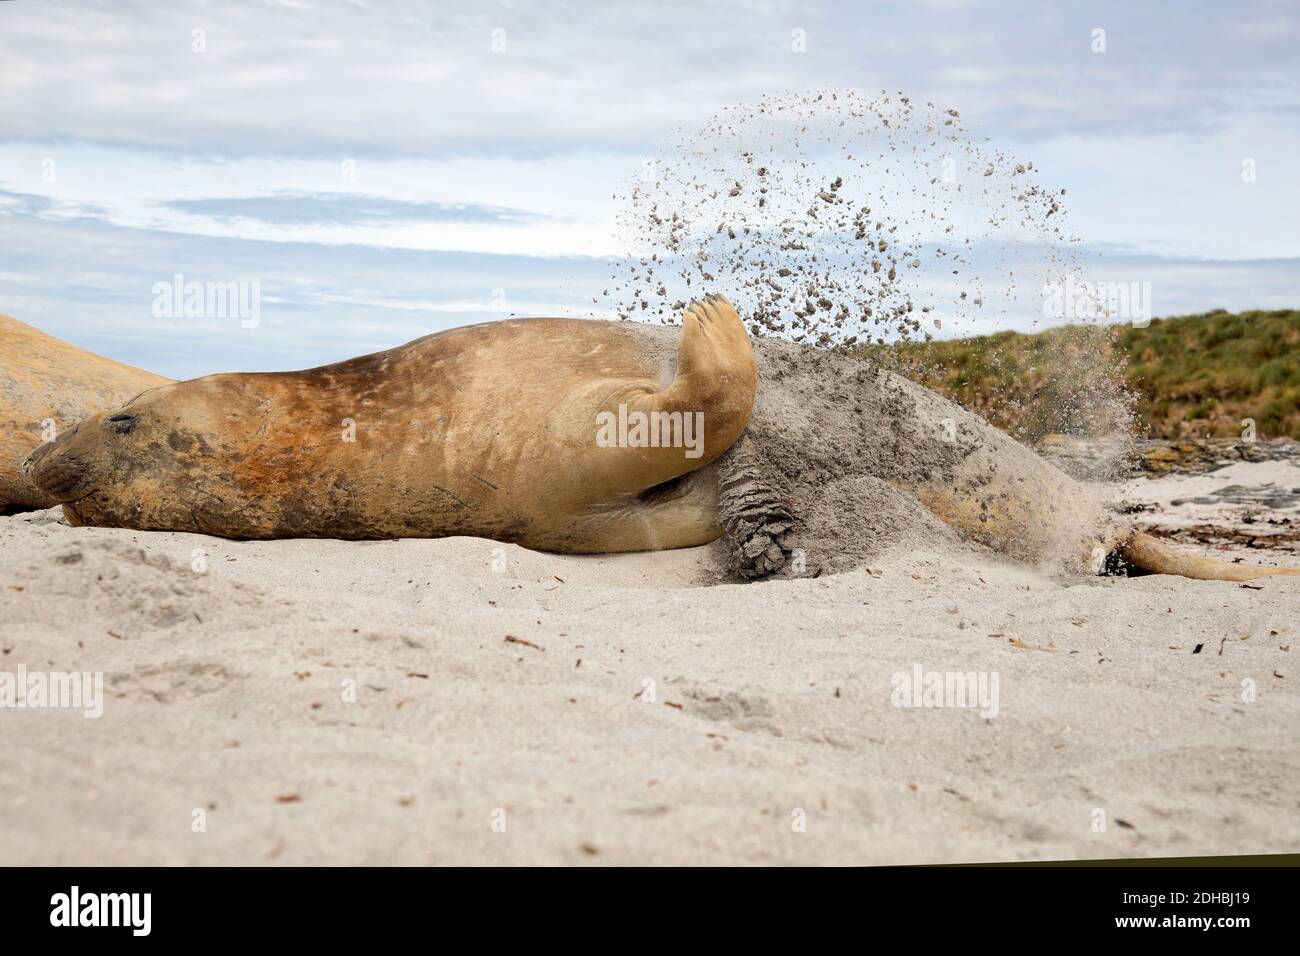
[2, 452, 1297, 865]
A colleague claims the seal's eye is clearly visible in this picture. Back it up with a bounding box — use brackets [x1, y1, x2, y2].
[106, 413, 139, 435]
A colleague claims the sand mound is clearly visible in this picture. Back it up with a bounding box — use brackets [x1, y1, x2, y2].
[798, 475, 961, 575]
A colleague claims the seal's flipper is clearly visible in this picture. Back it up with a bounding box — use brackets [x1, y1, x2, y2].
[656, 293, 758, 462]
[715, 435, 798, 579]
[584, 294, 757, 499]
[1120, 531, 1300, 581]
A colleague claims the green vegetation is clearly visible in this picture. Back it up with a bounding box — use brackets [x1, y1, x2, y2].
[873, 309, 1300, 441]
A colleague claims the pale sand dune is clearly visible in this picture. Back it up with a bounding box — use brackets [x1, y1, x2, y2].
[1, 500, 1297, 866]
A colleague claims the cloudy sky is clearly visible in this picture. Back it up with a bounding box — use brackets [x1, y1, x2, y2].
[1, 0, 1296, 378]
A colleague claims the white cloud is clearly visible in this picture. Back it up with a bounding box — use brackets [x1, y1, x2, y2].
[1, 1, 1295, 155]
[0, 144, 637, 256]
[0, 0, 1296, 376]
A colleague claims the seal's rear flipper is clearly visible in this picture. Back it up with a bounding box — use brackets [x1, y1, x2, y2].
[1120, 531, 1300, 581]
[716, 435, 798, 579]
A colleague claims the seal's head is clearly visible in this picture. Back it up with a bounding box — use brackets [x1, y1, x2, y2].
[22, 374, 313, 535]
[23, 406, 142, 505]
[26, 380, 204, 523]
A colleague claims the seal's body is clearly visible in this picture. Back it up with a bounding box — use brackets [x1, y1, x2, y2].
[24, 296, 755, 552]
[19, 301, 1298, 581]
[0, 315, 171, 511]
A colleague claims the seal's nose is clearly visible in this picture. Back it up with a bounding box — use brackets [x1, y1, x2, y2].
[21, 435, 57, 476]
[22, 423, 93, 501]
[19, 429, 64, 478]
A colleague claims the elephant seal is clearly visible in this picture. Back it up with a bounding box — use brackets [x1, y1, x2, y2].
[24, 295, 756, 552]
[700, 326, 1299, 581]
[0, 315, 172, 511]
[20, 298, 1297, 582]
